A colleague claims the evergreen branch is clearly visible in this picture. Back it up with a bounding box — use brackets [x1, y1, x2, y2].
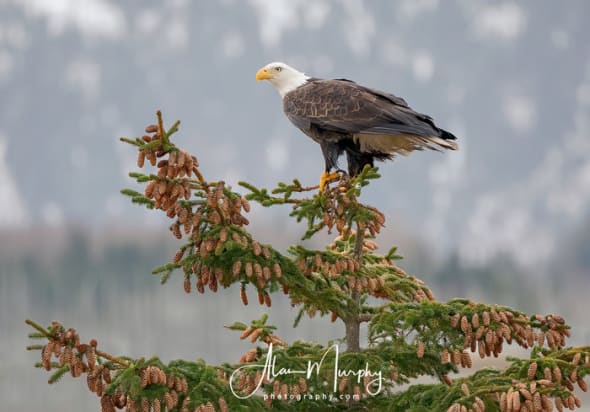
[96, 349, 130, 368]
[25, 319, 53, 338]
[48, 365, 69, 384]
[156, 110, 168, 145]
[119, 137, 142, 146]
[358, 314, 373, 323]
[166, 119, 181, 138]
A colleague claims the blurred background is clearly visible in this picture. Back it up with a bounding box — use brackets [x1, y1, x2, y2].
[1, 0, 589, 410]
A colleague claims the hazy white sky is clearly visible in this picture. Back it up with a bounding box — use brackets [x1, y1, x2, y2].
[1, 0, 588, 270]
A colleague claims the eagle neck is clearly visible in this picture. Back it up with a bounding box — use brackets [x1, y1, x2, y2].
[276, 75, 311, 98]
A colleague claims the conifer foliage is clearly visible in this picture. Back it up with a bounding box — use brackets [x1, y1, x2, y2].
[27, 112, 590, 411]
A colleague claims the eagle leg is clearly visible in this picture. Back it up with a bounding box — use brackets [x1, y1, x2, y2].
[318, 141, 344, 191]
[346, 150, 375, 176]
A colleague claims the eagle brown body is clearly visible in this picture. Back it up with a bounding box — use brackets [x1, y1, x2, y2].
[256, 62, 458, 186]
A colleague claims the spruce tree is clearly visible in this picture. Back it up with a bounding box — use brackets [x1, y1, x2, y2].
[27, 112, 589, 411]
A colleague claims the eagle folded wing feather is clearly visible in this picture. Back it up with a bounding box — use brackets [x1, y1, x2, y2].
[288, 81, 456, 156]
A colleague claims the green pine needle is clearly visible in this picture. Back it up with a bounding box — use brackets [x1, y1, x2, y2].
[48, 366, 70, 384]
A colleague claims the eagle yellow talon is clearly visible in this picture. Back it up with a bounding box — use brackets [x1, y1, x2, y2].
[319, 171, 340, 191]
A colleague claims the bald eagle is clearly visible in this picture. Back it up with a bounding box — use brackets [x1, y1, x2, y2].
[256, 62, 458, 190]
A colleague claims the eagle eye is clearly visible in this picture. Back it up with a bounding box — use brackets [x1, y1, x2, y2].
[275, 66, 282, 72]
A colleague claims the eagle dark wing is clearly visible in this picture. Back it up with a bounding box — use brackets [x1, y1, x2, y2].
[283, 79, 457, 157]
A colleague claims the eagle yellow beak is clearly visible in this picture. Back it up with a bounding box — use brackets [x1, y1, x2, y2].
[256, 67, 273, 81]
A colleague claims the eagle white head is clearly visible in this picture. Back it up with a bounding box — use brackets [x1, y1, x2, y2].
[256, 62, 310, 98]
